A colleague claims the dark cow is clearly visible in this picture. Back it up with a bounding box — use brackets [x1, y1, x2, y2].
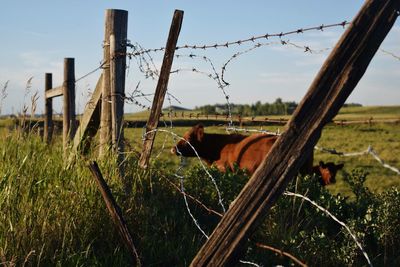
[171, 124, 343, 185]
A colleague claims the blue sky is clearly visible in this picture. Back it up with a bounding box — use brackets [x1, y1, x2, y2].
[0, 1, 399, 115]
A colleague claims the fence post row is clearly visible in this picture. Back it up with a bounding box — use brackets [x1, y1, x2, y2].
[43, 58, 76, 153]
[63, 58, 76, 153]
[138, 9, 184, 169]
[190, 0, 400, 266]
[44, 73, 53, 144]
[41, 11, 131, 159]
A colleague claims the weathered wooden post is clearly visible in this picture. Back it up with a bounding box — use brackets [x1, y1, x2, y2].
[88, 161, 141, 266]
[191, 0, 399, 265]
[44, 73, 53, 143]
[109, 10, 128, 171]
[63, 58, 76, 152]
[100, 9, 127, 157]
[138, 10, 184, 169]
[100, 10, 114, 157]
[69, 75, 103, 159]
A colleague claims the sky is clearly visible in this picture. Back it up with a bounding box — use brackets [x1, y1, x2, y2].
[0, 0, 399, 115]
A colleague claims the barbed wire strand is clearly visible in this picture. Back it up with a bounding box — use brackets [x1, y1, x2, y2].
[161, 173, 223, 217]
[142, 128, 226, 213]
[284, 191, 372, 267]
[75, 61, 106, 83]
[176, 171, 210, 239]
[315, 145, 400, 175]
[127, 37, 337, 123]
[160, 173, 307, 266]
[173, 151, 261, 266]
[225, 126, 281, 136]
[221, 40, 331, 86]
[171, 39, 333, 127]
[126, 21, 349, 56]
[173, 53, 233, 126]
[380, 48, 400, 61]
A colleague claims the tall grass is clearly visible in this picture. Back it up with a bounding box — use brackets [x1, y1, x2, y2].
[0, 131, 205, 266]
[0, 131, 139, 266]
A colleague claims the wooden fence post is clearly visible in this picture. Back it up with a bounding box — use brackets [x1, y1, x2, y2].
[190, 1, 399, 265]
[100, 10, 125, 157]
[63, 58, 76, 152]
[69, 75, 103, 159]
[109, 10, 128, 173]
[88, 161, 141, 266]
[138, 10, 184, 169]
[44, 73, 53, 143]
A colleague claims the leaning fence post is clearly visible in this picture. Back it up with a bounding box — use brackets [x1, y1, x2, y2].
[109, 10, 128, 176]
[88, 161, 141, 266]
[191, 1, 399, 265]
[63, 58, 76, 153]
[138, 10, 184, 169]
[44, 73, 53, 143]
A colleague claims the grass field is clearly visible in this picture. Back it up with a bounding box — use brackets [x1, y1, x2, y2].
[0, 106, 399, 266]
[125, 105, 400, 121]
[125, 121, 400, 196]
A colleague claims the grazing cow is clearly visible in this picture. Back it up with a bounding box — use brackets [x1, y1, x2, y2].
[171, 124, 344, 185]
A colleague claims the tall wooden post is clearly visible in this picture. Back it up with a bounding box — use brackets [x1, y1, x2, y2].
[138, 10, 184, 169]
[109, 10, 128, 175]
[63, 58, 76, 152]
[191, 0, 400, 266]
[100, 9, 127, 157]
[44, 73, 53, 143]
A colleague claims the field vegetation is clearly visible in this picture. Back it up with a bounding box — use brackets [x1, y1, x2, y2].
[0, 105, 399, 266]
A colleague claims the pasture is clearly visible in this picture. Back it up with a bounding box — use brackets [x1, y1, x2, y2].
[124, 108, 400, 197]
[1, 106, 398, 266]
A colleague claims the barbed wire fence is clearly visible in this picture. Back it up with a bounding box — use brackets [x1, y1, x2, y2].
[117, 20, 400, 265]
[39, 19, 399, 265]
[120, 19, 399, 174]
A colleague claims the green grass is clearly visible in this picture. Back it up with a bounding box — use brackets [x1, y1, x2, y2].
[338, 105, 400, 115]
[0, 131, 206, 266]
[0, 107, 399, 266]
[125, 122, 400, 196]
[125, 105, 400, 121]
[317, 123, 400, 196]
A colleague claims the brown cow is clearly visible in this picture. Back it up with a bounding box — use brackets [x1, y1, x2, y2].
[171, 124, 343, 185]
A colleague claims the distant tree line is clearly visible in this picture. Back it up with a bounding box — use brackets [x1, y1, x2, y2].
[343, 103, 363, 107]
[195, 98, 298, 116]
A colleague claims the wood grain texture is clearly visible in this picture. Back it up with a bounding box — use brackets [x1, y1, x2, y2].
[70, 74, 103, 156]
[138, 10, 184, 169]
